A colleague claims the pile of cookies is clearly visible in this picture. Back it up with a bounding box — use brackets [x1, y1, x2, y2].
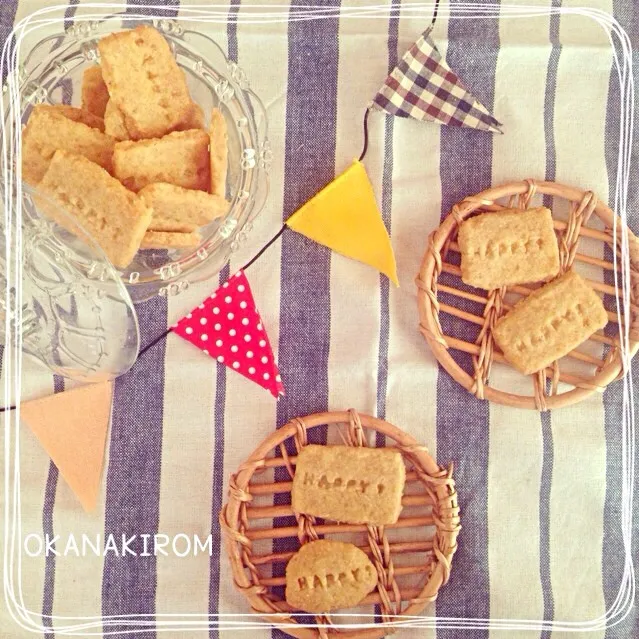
[284, 444, 406, 613]
[21, 25, 230, 269]
[457, 207, 609, 375]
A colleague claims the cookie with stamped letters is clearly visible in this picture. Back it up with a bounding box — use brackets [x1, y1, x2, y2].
[292, 445, 405, 525]
[113, 129, 210, 192]
[458, 207, 560, 290]
[37, 150, 151, 269]
[285, 540, 378, 613]
[141, 229, 201, 250]
[493, 269, 608, 375]
[98, 25, 193, 139]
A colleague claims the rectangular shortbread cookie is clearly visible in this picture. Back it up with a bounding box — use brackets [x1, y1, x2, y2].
[98, 25, 193, 139]
[174, 72, 205, 131]
[209, 108, 228, 196]
[81, 66, 110, 119]
[141, 230, 201, 249]
[285, 540, 377, 613]
[22, 106, 115, 185]
[104, 100, 130, 141]
[104, 97, 200, 142]
[458, 207, 560, 290]
[37, 104, 105, 132]
[184, 102, 205, 130]
[113, 129, 210, 192]
[139, 183, 229, 232]
[37, 150, 151, 269]
[493, 270, 608, 375]
[291, 445, 406, 525]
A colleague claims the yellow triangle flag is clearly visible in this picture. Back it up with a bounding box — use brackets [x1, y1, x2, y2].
[286, 160, 399, 285]
[21, 382, 113, 512]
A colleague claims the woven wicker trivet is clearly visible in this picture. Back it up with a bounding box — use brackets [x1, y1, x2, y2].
[417, 179, 639, 410]
[220, 409, 460, 639]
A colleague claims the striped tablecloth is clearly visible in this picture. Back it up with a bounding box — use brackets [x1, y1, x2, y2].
[1, 1, 637, 637]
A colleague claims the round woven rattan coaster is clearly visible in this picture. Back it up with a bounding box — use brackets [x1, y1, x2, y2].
[220, 409, 460, 639]
[417, 179, 639, 411]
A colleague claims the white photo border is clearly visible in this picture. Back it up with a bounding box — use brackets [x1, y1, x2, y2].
[1, 2, 635, 634]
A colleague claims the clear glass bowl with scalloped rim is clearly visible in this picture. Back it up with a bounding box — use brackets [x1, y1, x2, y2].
[12, 15, 271, 303]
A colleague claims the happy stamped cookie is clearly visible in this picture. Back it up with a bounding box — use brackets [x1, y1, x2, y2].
[22, 105, 115, 185]
[493, 270, 608, 375]
[97, 25, 194, 139]
[113, 129, 210, 193]
[292, 444, 406, 525]
[221, 410, 460, 635]
[37, 150, 151, 269]
[285, 540, 378, 613]
[458, 207, 560, 290]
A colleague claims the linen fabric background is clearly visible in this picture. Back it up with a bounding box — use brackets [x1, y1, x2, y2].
[0, 0, 637, 637]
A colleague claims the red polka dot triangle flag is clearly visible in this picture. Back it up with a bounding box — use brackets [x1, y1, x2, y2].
[172, 270, 284, 398]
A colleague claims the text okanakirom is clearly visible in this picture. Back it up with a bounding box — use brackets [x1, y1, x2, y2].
[23, 533, 214, 558]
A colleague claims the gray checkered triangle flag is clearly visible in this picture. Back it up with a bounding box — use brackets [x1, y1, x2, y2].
[371, 30, 502, 133]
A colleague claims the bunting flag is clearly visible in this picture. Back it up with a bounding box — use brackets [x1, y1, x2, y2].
[286, 160, 399, 286]
[173, 270, 284, 398]
[20, 381, 113, 512]
[371, 29, 502, 133]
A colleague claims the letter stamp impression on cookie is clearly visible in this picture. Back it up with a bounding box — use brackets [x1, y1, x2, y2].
[98, 25, 193, 139]
[493, 270, 608, 375]
[458, 207, 560, 290]
[286, 540, 378, 613]
[37, 150, 151, 269]
[291, 445, 406, 525]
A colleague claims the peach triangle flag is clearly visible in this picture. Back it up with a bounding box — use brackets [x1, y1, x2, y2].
[285, 160, 399, 286]
[20, 381, 113, 512]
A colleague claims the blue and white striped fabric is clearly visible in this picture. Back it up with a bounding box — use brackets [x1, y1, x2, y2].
[1, 1, 637, 637]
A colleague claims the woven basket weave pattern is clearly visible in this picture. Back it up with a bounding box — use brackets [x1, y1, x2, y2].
[417, 179, 639, 410]
[220, 410, 460, 639]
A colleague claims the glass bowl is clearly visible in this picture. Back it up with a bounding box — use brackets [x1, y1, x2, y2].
[13, 15, 271, 303]
[0, 185, 140, 382]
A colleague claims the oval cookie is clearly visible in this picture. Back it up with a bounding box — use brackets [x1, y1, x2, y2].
[285, 540, 377, 613]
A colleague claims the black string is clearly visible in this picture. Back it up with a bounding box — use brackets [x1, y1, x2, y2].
[358, 108, 371, 162]
[61, 0, 443, 369]
[137, 327, 173, 359]
[1, 405, 16, 412]
[358, 0, 440, 163]
[241, 224, 286, 271]
[431, 0, 440, 28]
[138, 224, 288, 361]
